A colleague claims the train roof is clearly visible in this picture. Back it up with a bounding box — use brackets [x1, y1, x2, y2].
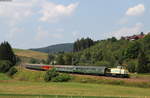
[54, 65, 107, 68]
[26, 64, 107, 69]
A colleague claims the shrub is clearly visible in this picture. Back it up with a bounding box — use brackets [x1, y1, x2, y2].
[52, 74, 72, 82]
[7, 67, 18, 77]
[0, 60, 12, 73]
[44, 68, 59, 82]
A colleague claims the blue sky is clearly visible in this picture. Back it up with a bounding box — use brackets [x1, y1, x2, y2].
[0, 0, 149, 49]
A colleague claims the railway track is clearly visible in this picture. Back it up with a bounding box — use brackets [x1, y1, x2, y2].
[24, 64, 150, 83]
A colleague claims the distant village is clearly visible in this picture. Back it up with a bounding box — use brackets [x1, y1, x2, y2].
[121, 32, 150, 40]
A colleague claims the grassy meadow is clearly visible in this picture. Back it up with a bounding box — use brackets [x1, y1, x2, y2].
[13, 49, 48, 60]
[0, 81, 150, 97]
[0, 68, 150, 97]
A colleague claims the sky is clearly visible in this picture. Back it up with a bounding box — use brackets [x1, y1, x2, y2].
[0, 0, 150, 49]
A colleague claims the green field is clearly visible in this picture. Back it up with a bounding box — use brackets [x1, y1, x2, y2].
[0, 71, 150, 98]
[1, 67, 150, 97]
[0, 81, 150, 97]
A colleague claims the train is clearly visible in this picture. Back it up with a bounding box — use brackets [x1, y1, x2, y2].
[25, 64, 129, 78]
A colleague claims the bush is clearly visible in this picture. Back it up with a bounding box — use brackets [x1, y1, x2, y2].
[44, 68, 59, 82]
[52, 74, 72, 82]
[7, 67, 18, 77]
[0, 60, 12, 73]
[44, 68, 72, 82]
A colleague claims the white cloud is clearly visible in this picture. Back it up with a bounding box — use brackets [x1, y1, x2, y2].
[0, 0, 35, 25]
[0, 0, 79, 24]
[35, 26, 49, 41]
[6, 27, 24, 39]
[126, 4, 145, 16]
[35, 26, 63, 41]
[39, 2, 79, 22]
[111, 23, 143, 39]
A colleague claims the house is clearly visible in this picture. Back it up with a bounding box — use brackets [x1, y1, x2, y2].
[122, 33, 145, 40]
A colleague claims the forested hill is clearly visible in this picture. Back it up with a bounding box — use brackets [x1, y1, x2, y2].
[72, 34, 150, 73]
[52, 34, 150, 73]
[30, 43, 73, 53]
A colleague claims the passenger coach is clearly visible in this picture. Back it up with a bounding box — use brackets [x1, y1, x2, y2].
[25, 64, 129, 78]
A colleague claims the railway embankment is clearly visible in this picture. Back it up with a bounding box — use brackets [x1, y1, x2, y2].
[12, 67, 150, 88]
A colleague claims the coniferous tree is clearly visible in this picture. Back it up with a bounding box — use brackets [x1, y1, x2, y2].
[0, 41, 16, 66]
[0, 41, 17, 73]
[73, 37, 94, 52]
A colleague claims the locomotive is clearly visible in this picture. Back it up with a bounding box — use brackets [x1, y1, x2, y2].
[25, 64, 129, 78]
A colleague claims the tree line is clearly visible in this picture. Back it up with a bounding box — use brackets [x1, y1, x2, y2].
[73, 37, 94, 52]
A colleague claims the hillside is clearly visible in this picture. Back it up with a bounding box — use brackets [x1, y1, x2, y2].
[13, 49, 48, 60]
[51, 34, 150, 73]
[72, 34, 150, 72]
[30, 43, 73, 53]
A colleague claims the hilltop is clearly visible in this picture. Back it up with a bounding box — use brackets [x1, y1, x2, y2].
[30, 43, 73, 54]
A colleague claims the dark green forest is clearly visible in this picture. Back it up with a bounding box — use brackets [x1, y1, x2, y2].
[0, 41, 17, 75]
[47, 34, 150, 73]
[30, 43, 73, 53]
